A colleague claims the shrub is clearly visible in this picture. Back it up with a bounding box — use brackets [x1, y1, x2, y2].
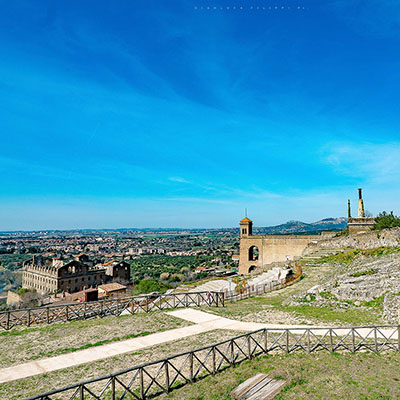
[373, 211, 400, 230]
[350, 268, 376, 277]
[132, 279, 171, 295]
[159, 272, 170, 281]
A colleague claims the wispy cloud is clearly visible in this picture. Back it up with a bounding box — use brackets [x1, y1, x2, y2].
[168, 176, 191, 184]
[322, 142, 400, 184]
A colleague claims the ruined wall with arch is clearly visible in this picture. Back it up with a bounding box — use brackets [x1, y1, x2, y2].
[239, 235, 319, 274]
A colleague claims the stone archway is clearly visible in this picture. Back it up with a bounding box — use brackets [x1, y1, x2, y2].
[248, 265, 257, 273]
[248, 246, 259, 261]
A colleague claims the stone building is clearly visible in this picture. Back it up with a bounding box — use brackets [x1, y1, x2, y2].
[347, 188, 375, 234]
[22, 255, 130, 294]
[239, 218, 317, 275]
[103, 259, 131, 285]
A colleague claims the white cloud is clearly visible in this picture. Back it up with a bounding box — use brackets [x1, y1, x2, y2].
[168, 176, 191, 184]
[322, 142, 400, 184]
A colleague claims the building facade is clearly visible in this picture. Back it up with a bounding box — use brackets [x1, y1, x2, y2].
[22, 255, 130, 294]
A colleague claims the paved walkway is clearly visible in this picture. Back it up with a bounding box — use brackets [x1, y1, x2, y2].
[0, 310, 398, 384]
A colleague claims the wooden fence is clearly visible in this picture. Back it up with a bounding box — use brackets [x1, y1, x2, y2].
[223, 265, 302, 302]
[0, 291, 224, 330]
[24, 323, 400, 400]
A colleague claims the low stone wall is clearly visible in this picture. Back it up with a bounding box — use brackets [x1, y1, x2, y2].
[303, 227, 400, 254]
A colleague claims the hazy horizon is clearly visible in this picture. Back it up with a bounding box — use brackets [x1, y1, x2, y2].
[0, 216, 348, 233]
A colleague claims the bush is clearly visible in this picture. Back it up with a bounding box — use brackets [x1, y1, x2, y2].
[132, 279, 171, 295]
[373, 211, 400, 230]
[159, 272, 170, 281]
[350, 268, 376, 277]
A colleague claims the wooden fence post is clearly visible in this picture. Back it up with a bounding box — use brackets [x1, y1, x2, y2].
[247, 335, 251, 359]
[212, 346, 216, 375]
[47, 307, 50, 324]
[165, 361, 170, 392]
[329, 329, 333, 352]
[264, 330, 268, 353]
[189, 352, 194, 382]
[27, 309, 31, 327]
[111, 376, 116, 400]
[374, 327, 378, 352]
[307, 329, 311, 354]
[351, 328, 355, 353]
[398, 326, 400, 352]
[286, 330, 290, 353]
[80, 384, 84, 400]
[140, 368, 144, 399]
[6, 311, 10, 330]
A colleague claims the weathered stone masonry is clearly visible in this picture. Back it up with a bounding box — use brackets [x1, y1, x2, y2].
[239, 218, 317, 274]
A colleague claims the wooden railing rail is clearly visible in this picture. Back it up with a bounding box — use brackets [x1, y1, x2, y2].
[0, 291, 224, 330]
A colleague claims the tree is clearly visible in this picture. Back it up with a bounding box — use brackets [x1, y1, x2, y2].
[372, 211, 400, 230]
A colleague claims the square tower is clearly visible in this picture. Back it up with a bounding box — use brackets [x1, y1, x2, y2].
[240, 217, 253, 237]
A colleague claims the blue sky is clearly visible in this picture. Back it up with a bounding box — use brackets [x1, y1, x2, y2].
[1, 0, 400, 230]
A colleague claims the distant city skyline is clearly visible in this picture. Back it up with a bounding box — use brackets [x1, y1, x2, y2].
[1, 1, 400, 230]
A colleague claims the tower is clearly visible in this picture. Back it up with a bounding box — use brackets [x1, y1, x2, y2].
[348, 199, 351, 218]
[358, 188, 365, 218]
[240, 217, 253, 238]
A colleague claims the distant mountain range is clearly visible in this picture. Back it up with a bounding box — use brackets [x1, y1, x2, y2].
[253, 217, 348, 235]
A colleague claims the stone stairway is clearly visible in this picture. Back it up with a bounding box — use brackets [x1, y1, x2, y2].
[174, 267, 290, 294]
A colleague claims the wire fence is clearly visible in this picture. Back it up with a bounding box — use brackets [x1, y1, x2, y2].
[24, 323, 400, 400]
[0, 291, 224, 330]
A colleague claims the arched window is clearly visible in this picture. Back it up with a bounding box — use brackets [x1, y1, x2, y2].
[248, 246, 259, 261]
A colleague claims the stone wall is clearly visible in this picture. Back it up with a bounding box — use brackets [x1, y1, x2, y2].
[239, 235, 317, 274]
[304, 227, 400, 254]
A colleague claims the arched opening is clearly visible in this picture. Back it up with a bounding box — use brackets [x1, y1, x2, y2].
[248, 265, 257, 273]
[248, 246, 259, 261]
